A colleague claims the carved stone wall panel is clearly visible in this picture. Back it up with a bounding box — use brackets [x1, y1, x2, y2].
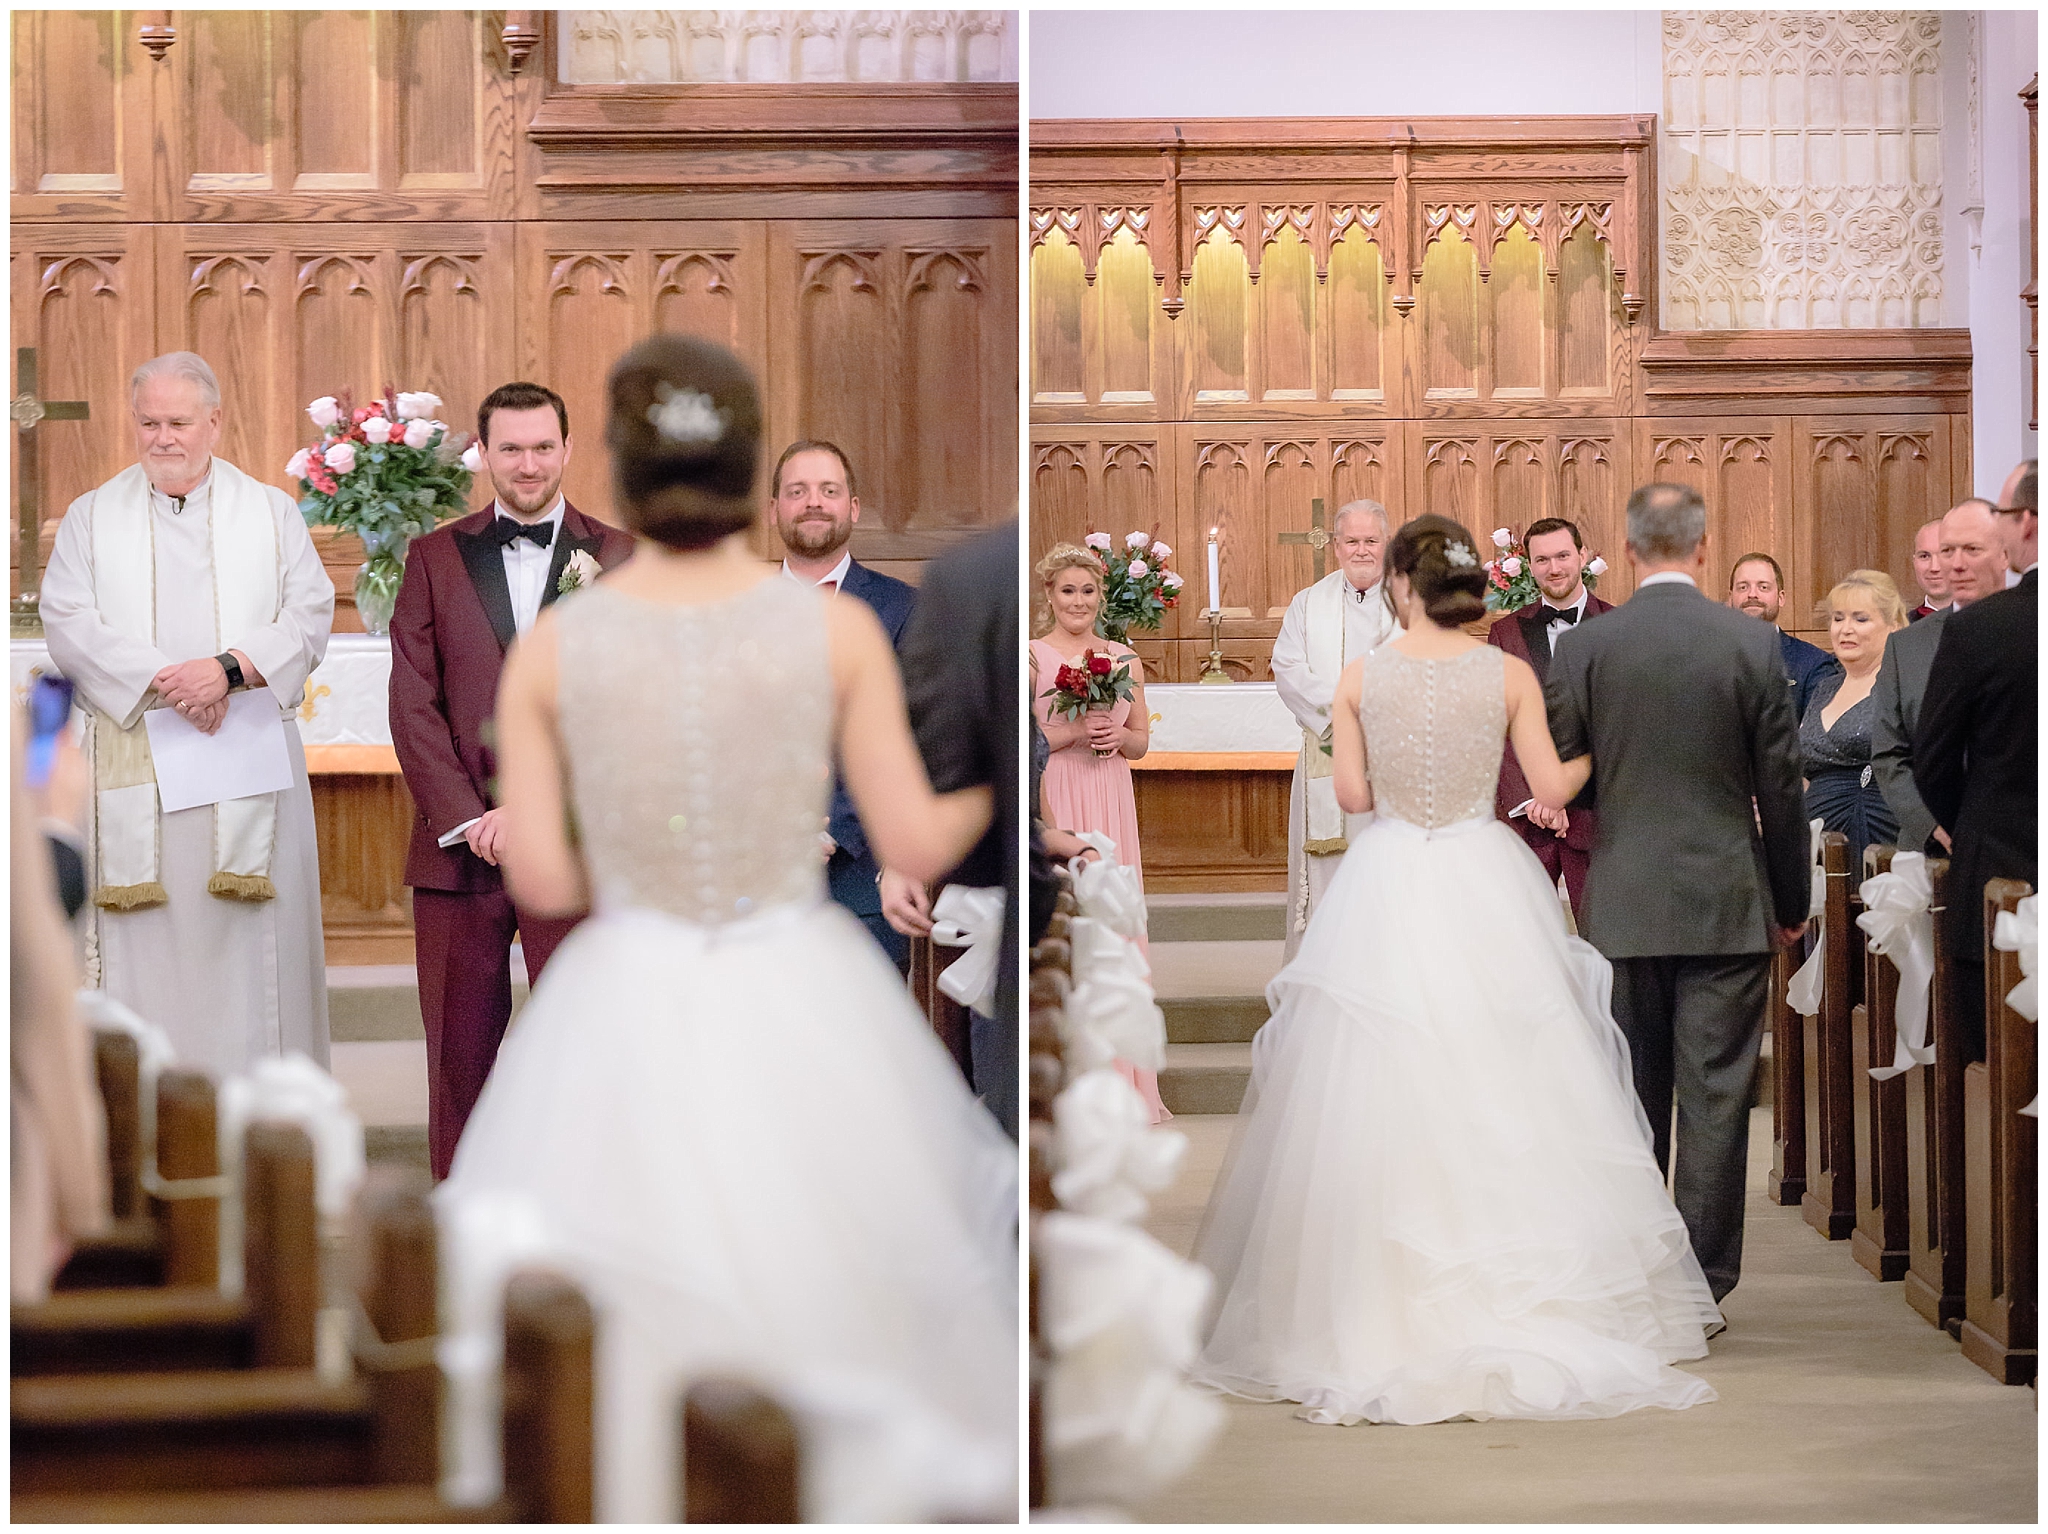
[558, 11, 1017, 85]
[1662, 11, 1946, 330]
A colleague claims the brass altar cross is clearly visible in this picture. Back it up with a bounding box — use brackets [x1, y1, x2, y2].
[12, 348, 90, 636]
[1278, 496, 1332, 581]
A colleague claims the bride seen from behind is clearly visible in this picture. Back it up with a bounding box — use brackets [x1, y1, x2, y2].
[448, 335, 1017, 1522]
[1189, 513, 1723, 1429]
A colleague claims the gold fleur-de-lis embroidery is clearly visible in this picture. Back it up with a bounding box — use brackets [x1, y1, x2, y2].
[298, 683, 332, 723]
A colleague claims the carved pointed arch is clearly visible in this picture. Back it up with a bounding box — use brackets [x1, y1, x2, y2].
[188, 255, 267, 300]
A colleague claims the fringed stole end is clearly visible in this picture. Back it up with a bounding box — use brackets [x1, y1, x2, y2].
[206, 872, 277, 902]
[94, 882, 169, 911]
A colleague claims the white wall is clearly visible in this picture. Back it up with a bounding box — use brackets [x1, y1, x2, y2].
[1029, 10, 1664, 120]
[1967, 8, 2039, 494]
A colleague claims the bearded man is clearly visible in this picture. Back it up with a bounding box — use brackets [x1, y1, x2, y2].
[41, 351, 335, 1078]
[770, 440, 917, 969]
[1269, 499, 1396, 960]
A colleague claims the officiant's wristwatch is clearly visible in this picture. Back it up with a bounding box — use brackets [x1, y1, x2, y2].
[216, 652, 245, 693]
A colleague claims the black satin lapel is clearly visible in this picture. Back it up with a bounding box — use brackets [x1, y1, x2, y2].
[454, 529, 517, 651]
[539, 532, 600, 610]
[1519, 608, 1554, 683]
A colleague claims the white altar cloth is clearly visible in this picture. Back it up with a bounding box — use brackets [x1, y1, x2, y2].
[1141, 683, 1297, 758]
[13, 633, 393, 750]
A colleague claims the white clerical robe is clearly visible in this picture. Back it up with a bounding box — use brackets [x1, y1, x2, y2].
[41, 463, 336, 1078]
[1270, 570, 1397, 961]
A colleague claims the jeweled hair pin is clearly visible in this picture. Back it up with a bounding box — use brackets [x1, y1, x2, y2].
[646, 382, 727, 446]
[1444, 542, 1477, 568]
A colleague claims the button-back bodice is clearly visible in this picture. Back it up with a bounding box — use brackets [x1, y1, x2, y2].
[554, 578, 832, 923]
[1356, 644, 1506, 828]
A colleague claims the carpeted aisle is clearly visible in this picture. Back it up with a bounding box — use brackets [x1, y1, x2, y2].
[1137, 1106, 2038, 1524]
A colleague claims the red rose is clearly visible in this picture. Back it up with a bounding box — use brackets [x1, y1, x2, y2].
[1087, 652, 1113, 676]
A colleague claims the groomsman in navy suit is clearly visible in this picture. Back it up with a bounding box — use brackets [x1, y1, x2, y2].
[1728, 551, 1840, 725]
[770, 440, 917, 970]
[1486, 517, 1612, 919]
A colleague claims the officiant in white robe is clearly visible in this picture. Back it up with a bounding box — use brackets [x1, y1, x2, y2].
[41, 352, 335, 1078]
[1270, 499, 1396, 960]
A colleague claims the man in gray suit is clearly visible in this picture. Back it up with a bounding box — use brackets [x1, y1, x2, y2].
[1545, 483, 1810, 1310]
[1870, 497, 2007, 855]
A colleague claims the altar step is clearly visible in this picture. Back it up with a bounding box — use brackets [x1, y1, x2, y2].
[1147, 894, 1774, 1118]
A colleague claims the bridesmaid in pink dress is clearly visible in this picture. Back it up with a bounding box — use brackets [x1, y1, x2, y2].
[1030, 543, 1170, 1123]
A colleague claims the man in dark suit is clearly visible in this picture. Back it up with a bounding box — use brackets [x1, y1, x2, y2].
[1870, 498, 2005, 856]
[1546, 483, 1810, 1309]
[1486, 516, 1613, 919]
[880, 522, 1019, 1135]
[1917, 461, 2037, 1063]
[1728, 550, 1841, 725]
[388, 381, 636, 1179]
[769, 440, 917, 970]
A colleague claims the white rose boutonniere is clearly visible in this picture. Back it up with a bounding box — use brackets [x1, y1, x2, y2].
[557, 550, 602, 596]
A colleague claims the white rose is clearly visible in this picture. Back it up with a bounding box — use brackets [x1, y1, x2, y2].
[402, 418, 437, 450]
[323, 441, 357, 474]
[1491, 527, 1513, 549]
[1125, 530, 1151, 549]
[1501, 555, 1523, 577]
[285, 448, 311, 480]
[361, 416, 394, 445]
[307, 396, 340, 430]
[1587, 555, 1609, 576]
[460, 443, 482, 474]
[395, 391, 443, 421]
[1084, 532, 1112, 551]
[1151, 540, 1172, 559]
[1127, 558, 1149, 577]
[1162, 571, 1184, 588]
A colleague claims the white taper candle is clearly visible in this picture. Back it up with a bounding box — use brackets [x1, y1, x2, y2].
[1207, 528, 1221, 615]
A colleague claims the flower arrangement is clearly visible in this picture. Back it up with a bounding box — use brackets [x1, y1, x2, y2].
[1482, 526, 1609, 614]
[289, 388, 477, 633]
[1042, 649, 1136, 758]
[1081, 529, 1184, 644]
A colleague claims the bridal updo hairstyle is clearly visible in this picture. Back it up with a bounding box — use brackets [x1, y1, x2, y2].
[604, 335, 762, 551]
[1033, 542, 1107, 637]
[1386, 513, 1489, 627]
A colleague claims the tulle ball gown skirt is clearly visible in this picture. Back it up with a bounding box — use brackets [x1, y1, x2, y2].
[1190, 814, 1720, 1427]
[445, 899, 1019, 1520]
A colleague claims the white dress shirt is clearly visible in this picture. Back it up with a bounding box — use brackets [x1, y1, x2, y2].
[1536, 585, 1590, 657]
[1637, 571, 1698, 590]
[782, 550, 852, 592]
[502, 496, 566, 636]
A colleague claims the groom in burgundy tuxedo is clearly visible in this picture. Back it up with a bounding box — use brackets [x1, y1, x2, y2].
[389, 381, 636, 1178]
[1486, 516, 1612, 918]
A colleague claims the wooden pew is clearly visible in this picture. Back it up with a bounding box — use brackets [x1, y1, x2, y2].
[1960, 879, 2037, 1384]
[11, 1170, 596, 1522]
[909, 923, 975, 1083]
[682, 1378, 800, 1522]
[1802, 832, 1860, 1239]
[15, 1121, 318, 1376]
[1768, 942, 1807, 1206]
[55, 1055, 221, 1293]
[1903, 858, 1967, 1331]
[1850, 846, 1912, 1282]
[1026, 874, 1076, 1515]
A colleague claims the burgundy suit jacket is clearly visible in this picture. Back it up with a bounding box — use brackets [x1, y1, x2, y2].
[388, 501, 637, 892]
[1486, 591, 1613, 853]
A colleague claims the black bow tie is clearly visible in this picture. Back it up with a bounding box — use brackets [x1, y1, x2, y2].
[491, 515, 554, 549]
[1542, 605, 1579, 626]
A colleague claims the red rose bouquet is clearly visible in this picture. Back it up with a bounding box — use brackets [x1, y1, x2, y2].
[1042, 648, 1136, 758]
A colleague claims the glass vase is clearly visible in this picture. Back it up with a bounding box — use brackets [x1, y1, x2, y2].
[354, 556, 404, 636]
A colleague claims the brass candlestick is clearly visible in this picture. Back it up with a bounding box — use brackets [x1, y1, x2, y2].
[1198, 608, 1231, 683]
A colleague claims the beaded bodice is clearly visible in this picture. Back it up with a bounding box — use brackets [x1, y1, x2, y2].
[553, 578, 831, 923]
[1798, 669, 1875, 775]
[1356, 644, 1506, 829]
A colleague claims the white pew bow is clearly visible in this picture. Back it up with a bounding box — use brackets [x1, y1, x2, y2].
[778, 1368, 1018, 1522]
[1037, 1210, 1225, 1507]
[1857, 851, 1936, 1080]
[929, 883, 1006, 1014]
[1052, 1067, 1188, 1224]
[1992, 894, 2038, 1117]
[75, 990, 177, 1176]
[434, 1186, 560, 1506]
[1071, 831, 1149, 942]
[1786, 819, 1829, 1017]
[1062, 917, 1166, 1074]
[216, 1054, 368, 1303]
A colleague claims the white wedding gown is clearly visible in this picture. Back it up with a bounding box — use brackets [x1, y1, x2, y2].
[1190, 643, 1720, 1426]
[444, 578, 1018, 1519]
